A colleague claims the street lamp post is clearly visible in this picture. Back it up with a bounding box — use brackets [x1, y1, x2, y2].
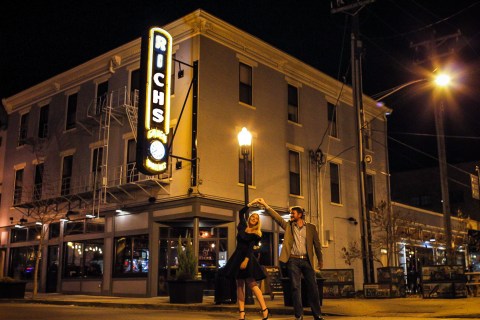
[376, 72, 455, 264]
[238, 127, 252, 206]
[237, 127, 254, 305]
[433, 74, 454, 264]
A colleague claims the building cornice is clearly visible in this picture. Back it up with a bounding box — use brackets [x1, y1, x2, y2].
[2, 9, 390, 117]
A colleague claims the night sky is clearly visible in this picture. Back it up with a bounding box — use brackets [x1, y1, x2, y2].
[1, 0, 480, 172]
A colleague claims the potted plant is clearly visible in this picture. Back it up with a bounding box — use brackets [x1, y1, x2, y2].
[167, 234, 205, 303]
[0, 277, 27, 299]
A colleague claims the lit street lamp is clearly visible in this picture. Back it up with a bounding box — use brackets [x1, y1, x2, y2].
[237, 127, 254, 305]
[238, 127, 252, 206]
[376, 71, 455, 264]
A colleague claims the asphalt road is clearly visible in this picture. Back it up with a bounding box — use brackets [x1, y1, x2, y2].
[0, 303, 472, 320]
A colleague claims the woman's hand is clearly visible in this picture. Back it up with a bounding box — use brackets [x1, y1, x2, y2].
[249, 198, 267, 208]
[240, 258, 249, 270]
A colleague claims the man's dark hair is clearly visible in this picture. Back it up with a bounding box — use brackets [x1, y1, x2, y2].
[290, 206, 305, 218]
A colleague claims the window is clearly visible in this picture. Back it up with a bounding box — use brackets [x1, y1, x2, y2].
[34, 163, 44, 200]
[366, 174, 374, 211]
[238, 145, 253, 186]
[288, 84, 299, 123]
[95, 81, 109, 115]
[289, 150, 301, 195]
[126, 139, 138, 182]
[113, 235, 149, 276]
[14, 168, 24, 205]
[10, 228, 27, 243]
[66, 93, 77, 130]
[27, 225, 42, 242]
[38, 104, 49, 138]
[364, 121, 372, 150]
[63, 239, 104, 278]
[8, 246, 37, 280]
[61, 155, 73, 196]
[91, 147, 103, 189]
[18, 113, 29, 146]
[130, 69, 140, 106]
[49, 222, 60, 239]
[330, 162, 341, 204]
[63, 218, 105, 236]
[239, 63, 252, 105]
[327, 102, 338, 138]
[171, 53, 176, 95]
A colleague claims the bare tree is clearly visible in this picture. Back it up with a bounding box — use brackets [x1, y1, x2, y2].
[341, 200, 424, 267]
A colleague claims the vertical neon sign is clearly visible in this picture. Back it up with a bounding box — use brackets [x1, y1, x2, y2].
[137, 27, 172, 175]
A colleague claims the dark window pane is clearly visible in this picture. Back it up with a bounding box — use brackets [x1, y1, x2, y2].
[9, 246, 38, 280]
[113, 235, 149, 276]
[330, 162, 341, 204]
[38, 105, 49, 138]
[66, 94, 77, 130]
[239, 63, 252, 105]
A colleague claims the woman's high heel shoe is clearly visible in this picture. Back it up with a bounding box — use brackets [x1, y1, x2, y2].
[239, 310, 246, 320]
[262, 307, 269, 320]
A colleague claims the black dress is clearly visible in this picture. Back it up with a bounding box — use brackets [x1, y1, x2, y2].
[223, 206, 267, 281]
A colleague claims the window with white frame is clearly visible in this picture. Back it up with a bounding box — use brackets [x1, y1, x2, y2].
[330, 162, 341, 204]
[34, 163, 44, 200]
[289, 150, 301, 196]
[364, 121, 372, 150]
[366, 174, 375, 211]
[13, 168, 24, 205]
[66, 93, 77, 130]
[239, 63, 252, 105]
[288, 84, 299, 123]
[38, 104, 49, 138]
[61, 155, 73, 196]
[327, 102, 338, 138]
[91, 147, 103, 189]
[18, 113, 29, 146]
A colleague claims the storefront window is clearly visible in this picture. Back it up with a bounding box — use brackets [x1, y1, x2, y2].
[258, 231, 273, 266]
[27, 226, 42, 241]
[9, 246, 37, 280]
[10, 228, 27, 243]
[86, 217, 105, 233]
[64, 220, 85, 235]
[49, 222, 60, 239]
[113, 234, 149, 276]
[63, 239, 104, 278]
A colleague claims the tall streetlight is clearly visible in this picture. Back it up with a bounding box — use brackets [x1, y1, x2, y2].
[238, 127, 252, 206]
[376, 72, 455, 264]
[237, 127, 254, 305]
[433, 73, 454, 265]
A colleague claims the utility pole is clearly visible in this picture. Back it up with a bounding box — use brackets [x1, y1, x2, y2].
[410, 30, 461, 265]
[331, 0, 375, 284]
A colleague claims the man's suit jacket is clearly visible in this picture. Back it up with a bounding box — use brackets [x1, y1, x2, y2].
[265, 206, 323, 268]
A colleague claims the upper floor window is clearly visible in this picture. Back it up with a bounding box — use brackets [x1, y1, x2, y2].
[61, 155, 73, 196]
[130, 69, 140, 106]
[95, 81, 109, 115]
[239, 63, 252, 105]
[13, 168, 24, 205]
[330, 162, 341, 204]
[38, 105, 49, 138]
[288, 84, 299, 123]
[364, 121, 372, 150]
[66, 93, 77, 130]
[366, 174, 375, 211]
[18, 113, 29, 146]
[34, 163, 44, 201]
[126, 139, 138, 183]
[289, 150, 301, 196]
[327, 102, 338, 138]
[91, 147, 103, 189]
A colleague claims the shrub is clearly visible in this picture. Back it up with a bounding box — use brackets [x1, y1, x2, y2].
[176, 234, 198, 280]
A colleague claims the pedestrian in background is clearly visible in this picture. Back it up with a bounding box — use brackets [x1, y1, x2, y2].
[250, 198, 324, 320]
[223, 206, 270, 320]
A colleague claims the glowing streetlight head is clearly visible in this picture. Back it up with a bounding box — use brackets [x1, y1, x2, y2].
[238, 127, 252, 147]
[435, 73, 451, 87]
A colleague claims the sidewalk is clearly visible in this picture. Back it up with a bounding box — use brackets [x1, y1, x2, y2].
[3, 293, 480, 318]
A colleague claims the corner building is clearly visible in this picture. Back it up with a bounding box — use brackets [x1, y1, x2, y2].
[0, 10, 390, 296]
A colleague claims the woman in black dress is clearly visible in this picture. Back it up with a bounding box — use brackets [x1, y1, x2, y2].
[224, 206, 269, 320]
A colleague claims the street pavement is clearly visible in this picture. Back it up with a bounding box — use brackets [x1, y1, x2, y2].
[1, 292, 479, 319]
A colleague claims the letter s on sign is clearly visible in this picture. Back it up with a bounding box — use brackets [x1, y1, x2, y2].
[152, 109, 164, 123]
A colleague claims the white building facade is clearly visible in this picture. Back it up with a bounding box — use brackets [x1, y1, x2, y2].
[0, 10, 391, 296]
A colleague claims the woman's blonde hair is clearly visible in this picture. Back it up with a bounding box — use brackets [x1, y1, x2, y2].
[248, 213, 262, 237]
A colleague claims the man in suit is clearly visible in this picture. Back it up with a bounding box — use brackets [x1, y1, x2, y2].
[249, 198, 324, 320]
